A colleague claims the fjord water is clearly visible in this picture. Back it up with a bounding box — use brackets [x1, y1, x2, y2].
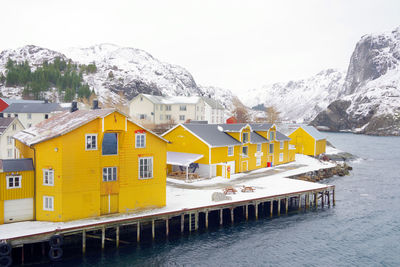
[52, 133, 400, 266]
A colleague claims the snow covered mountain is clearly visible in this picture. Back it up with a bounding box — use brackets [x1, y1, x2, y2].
[241, 69, 345, 122]
[312, 26, 400, 135]
[0, 44, 234, 110]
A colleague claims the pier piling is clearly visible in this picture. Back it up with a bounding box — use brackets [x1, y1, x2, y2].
[116, 226, 119, 248]
[152, 220, 155, 240]
[270, 200, 273, 217]
[101, 227, 105, 250]
[82, 230, 86, 254]
[137, 222, 140, 243]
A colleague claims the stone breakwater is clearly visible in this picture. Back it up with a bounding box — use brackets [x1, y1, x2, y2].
[289, 162, 353, 182]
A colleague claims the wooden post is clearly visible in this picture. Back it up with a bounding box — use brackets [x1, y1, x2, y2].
[321, 191, 325, 207]
[333, 189, 336, 206]
[220, 209, 223, 225]
[305, 194, 309, 209]
[205, 211, 209, 229]
[101, 227, 105, 250]
[82, 230, 86, 254]
[285, 197, 289, 214]
[21, 244, 24, 265]
[152, 220, 155, 240]
[116, 226, 120, 248]
[245, 205, 249, 221]
[327, 191, 331, 207]
[166, 218, 169, 237]
[255, 203, 259, 220]
[270, 200, 273, 217]
[137, 222, 140, 243]
[181, 214, 184, 233]
[189, 214, 192, 232]
[277, 199, 281, 216]
[195, 212, 199, 230]
[42, 243, 45, 256]
[231, 208, 234, 224]
[298, 195, 302, 210]
[314, 192, 317, 207]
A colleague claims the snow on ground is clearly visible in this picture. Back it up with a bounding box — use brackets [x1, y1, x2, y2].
[325, 145, 343, 155]
[0, 155, 335, 240]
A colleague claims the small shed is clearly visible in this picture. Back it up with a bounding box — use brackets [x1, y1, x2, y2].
[226, 116, 237, 124]
[288, 126, 326, 156]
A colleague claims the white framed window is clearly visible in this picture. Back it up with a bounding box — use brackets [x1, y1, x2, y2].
[43, 196, 54, 211]
[242, 146, 248, 157]
[43, 169, 54, 186]
[257, 144, 261, 152]
[269, 143, 274, 154]
[7, 149, 12, 158]
[269, 131, 275, 141]
[228, 146, 234, 156]
[12, 124, 16, 130]
[7, 175, 22, 189]
[280, 141, 284, 149]
[44, 114, 49, 119]
[180, 105, 187, 111]
[139, 114, 146, 119]
[279, 153, 284, 162]
[242, 132, 249, 143]
[135, 133, 146, 148]
[103, 167, 117, 182]
[85, 134, 97, 150]
[139, 157, 153, 179]
[7, 136, 12, 145]
[166, 115, 171, 120]
[160, 114, 163, 120]
[166, 105, 171, 111]
[160, 105, 163, 111]
[179, 115, 185, 121]
[256, 157, 261, 166]
[27, 113, 32, 119]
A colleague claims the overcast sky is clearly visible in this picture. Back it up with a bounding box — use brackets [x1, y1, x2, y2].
[1, 0, 400, 96]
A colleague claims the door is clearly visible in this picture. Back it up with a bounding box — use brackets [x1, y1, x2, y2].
[242, 161, 248, 172]
[4, 198, 34, 223]
[296, 137, 303, 154]
[100, 194, 119, 215]
[227, 161, 235, 174]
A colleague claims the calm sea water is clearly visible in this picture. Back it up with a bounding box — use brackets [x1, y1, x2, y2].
[42, 133, 400, 266]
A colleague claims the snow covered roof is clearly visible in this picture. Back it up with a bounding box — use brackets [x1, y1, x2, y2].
[0, 117, 16, 135]
[1, 98, 44, 105]
[3, 102, 63, 114]
[14, 108, 168, 146]
[218, 123, 251, 132]
[0, 158, 34, 172]
[201, 97, 224, 109]
[166, 152, 204, 166]
[141, 94, 201, 105]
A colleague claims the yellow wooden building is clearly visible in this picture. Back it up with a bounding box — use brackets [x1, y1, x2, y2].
[288, 125, 326, 156]
[13, 107, 168, 222]
[0, 158, 34, 224]
[162, 123, 294, 179]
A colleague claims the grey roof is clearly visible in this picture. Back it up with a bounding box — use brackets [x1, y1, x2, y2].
[0, 117, 16, 135]
[2, 103, 62, 114]
[276, 131, 291, 141]
[217, 123, 250, 132]
[183, 124, 242, 147]
[250, 132, 269, 143]
[250, 123, 274, 131]
[201, 97, 224, 109]
[1, 98, 44, 105]
[141, 94, 201, 105]
[0, 158, 34, 172]
[300, 125, 326, 140]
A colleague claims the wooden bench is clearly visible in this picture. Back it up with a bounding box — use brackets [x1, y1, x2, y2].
[223, 186, 237, 195]
[241, 186, 255, 193]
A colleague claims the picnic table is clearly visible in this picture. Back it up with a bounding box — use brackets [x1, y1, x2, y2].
[223, 186, 237, 195]
[241, 186, 255, 193]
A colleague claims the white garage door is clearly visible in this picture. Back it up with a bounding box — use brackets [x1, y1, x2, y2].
[4, 198, 34, 223]
[227, 161, 236, 174]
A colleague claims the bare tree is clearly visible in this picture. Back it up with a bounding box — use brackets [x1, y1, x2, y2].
[231, 97, 250, 123]
[265, 105, 281, 124]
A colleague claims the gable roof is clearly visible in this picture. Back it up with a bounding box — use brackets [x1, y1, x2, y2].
[250, 123, 275, 131]
[14, 108, 168, 146]
[2, 102, 63, 114]
[139, 94, 201, 105]
[299, 125, 326, 140]
[250, 132, 269, 143]
[217, 123, 252, 132]
[276, 131, 291, 141]
[201, 97, 224, 110]
[1, 98, 44, 105]
[0, 117, 16, 135]
[0, 158, 34, 172]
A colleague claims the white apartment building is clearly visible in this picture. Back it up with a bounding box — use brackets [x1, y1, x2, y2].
[0, 101, 63, 128]
[129, 94, 225, 125]
[0, 117, 24, 159]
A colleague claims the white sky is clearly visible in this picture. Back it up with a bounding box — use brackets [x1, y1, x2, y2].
[1, 0, 400, 96]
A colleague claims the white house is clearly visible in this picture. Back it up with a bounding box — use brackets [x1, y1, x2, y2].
[129, 94, 225, 125]
[0, 117, 24, 159]
[0, 101, 63, 128]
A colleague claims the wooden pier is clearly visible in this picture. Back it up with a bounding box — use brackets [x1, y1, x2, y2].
[0, 185, 335, 265]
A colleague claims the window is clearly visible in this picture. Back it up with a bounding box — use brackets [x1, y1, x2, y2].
[7, 114, 11, 117]
[135, 133, 146, 148]
[166, 115, 171, 120]
[179, 115, 185, 121]
[180, 105, 187, 111]
[242, 132, 249, 143]
[166, 105, 171, 111]
[269, 143, 274, 154]
[279, 153, 284, 162]
[280, 141, 284, 149]
[160, 105, 163, 111]
[14, 113, 18, 117]
[7, 136, 12, 145]
[242, 146, 248, 157]
[140, 97, 143, 101]
[7, 175, 21, 189]
[43, 196, 54, 211]
[269, 131, 275, 141]
[139, 114, 146, 119]
[139, 157, 153, 179]
[103, 167, 117, 182]
[7, 149, 12, 158]
[44, 114, 49, 119]
[256, 157, 261, 166]
[257, 144, 261, 152]
[43, 169, 54, 186]
[0, 113, 3, 117]
[85, 134, 97, 150]
[160, 114, 163, 120]
[102, 133, 118, 155]
[27, 113, 32, 119]
[12, 124, 16, 130]
[228, 146, 234, 156]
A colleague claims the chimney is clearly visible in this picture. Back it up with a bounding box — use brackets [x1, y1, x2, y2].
[70, 101, 78, 112]
[92, 99, 100, 110]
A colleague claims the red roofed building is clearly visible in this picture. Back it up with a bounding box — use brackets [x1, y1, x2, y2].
[0, 98, 8, 112]
[226, 116, 237, 124]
